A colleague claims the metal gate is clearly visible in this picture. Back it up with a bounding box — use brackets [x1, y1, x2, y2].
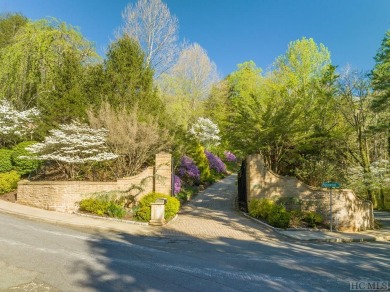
[237, 159, 248, 212]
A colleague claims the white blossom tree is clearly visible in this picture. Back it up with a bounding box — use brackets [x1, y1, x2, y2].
[189, 117, 221, 148]
[26, 122, 117, 179]
[0, 100, 39, 146]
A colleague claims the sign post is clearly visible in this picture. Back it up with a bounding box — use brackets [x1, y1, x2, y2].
[321, 182, 340, 232]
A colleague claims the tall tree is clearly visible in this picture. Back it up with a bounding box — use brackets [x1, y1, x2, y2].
[39, 51, 89, 127]
[103, 35, 163, 117]
[121, 0, 179, 77]
[223, 61, 264, 157]
[370, 29, 390, 158]
[337, 66, 377, 201]
[0, 18, 98, 115]
[0, 13, 28, 49]
[158, 43, 219, 129]
[221, 39, 342, 184]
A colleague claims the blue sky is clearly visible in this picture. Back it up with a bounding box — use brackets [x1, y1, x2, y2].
[1, 0, 389, 77]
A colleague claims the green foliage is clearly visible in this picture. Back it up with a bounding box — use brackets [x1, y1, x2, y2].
[248, 198, 275, 220]
[0, 170, 20, 194]
[133, 206, 151, 222]
[176, 186, 198, 202]
[267, 205, 291, 229]
[370, 29, 390, 158]
[39, 50, 90, 128]
[78, 195, 126, 219]
[104, 35, 162, 116]
[135, 193, 180, 222]
[302, 211, 323, 228]
[106, 203, 127, 219]
[187, 140, 210, 182]
[249, 198, 291, 228]
[289, 210, 305, 227]
[0, 18, 99, 131]
[79, 197, 111, 216]
[11, 141, 40, 175]
[0, 13, 28, 49]
[371, 29, 390, 113]
[0, 149, 12, 172]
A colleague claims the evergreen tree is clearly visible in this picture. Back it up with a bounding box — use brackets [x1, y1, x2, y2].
[104, 35, 163, 116]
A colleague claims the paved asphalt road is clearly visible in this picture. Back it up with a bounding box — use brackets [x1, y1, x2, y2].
[0, 212, 389, 292]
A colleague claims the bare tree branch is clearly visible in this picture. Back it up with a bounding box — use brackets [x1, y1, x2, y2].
[121, 0, 179, 78]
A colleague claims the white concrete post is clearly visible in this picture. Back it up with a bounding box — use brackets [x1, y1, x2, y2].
[149, 199, 167, 226]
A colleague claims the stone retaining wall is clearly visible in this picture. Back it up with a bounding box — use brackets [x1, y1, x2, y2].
[17, 153, 172, 213]
[246, 154, 374, 231]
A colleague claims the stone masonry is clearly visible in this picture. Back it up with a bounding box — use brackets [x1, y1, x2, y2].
[246, 154, 374, 231]
[17, 153, 172, 213]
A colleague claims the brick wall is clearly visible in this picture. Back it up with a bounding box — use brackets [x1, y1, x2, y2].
[17, 153, 172, 213]
[246, 154, 374, 231]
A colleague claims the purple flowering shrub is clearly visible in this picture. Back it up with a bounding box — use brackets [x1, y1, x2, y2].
[224, 151, 237, 163]
[205, 151, 226, 174]
[177, 156, 200, 184]
[173, 175, 182, 195]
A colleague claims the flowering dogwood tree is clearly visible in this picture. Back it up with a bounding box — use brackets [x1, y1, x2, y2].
[0, 100, 39, 146]
[189, 117, 220, 147]
[26, 122, 117, 179]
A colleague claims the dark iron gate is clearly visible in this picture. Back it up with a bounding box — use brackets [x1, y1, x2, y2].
[237, 159, 248, 212]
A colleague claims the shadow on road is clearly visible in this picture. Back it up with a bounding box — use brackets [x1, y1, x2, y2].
[69, 227, 390, 291]
[69, 175, 390, 291]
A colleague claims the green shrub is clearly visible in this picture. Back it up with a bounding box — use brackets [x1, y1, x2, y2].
[225, 161, 240, 173]
[0, 149, 13, 173]
[249, 198, 290, 228]
[11, 141, 40, 175]
[267, 205, 291, 228]
[78, 196, 126, 219]
[135, 193, 180, 222]
[209, 169, 224, 182]
[107, 203, 127, 218]
[79, 197, 110, 216]
[289, 210, 305, 227]
[0, 171, 21, 194]
[303, 211, 323, 228]
[248, 198, 275, 220]
[188, 141, 211, 183]
[176, 186, 197, 202]
[133, 206, 151, 221]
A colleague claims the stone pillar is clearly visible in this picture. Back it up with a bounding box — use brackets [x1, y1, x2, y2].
[154, 152, 172, 195]
[246, 154, 266, 204]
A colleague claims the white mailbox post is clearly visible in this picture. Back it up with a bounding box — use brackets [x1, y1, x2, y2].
[149, 198, 167, 226]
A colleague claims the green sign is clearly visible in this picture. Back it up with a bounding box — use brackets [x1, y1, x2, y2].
[321, 182, 340, 188]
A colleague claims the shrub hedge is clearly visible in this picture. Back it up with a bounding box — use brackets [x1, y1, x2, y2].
[0, 171, 21, 194]
[248, 198, 289, 228]
[249, 198, 324, 229]
[78, 195, 126, 219]
[0, 149, 13, 173]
